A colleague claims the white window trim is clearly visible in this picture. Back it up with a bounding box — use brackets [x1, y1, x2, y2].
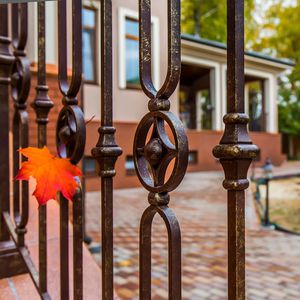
[221, 65, 278, 133]
[83, 0, 101, 85]
[118, 7, 160, 89]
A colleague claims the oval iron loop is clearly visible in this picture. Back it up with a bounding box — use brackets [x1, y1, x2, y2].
[12, 110, 29, 230]
[139, 0, 181, 100]
[140, 205, 181, 300]
[58, 0, 82, 98]
[11, 3, 28, 52]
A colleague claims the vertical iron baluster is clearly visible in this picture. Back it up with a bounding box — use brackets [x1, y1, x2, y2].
[56, 1, 85, 299]
[73, 189, 83, 300]
[0, 4, 13, 243]
[92, 1, 122, 299]
[135, 0, 188, 299]
[31, 1, 54, 295]
[213, 1, 259, 299]
[11, 3, 30, 248]
[60, 197, 69, 299]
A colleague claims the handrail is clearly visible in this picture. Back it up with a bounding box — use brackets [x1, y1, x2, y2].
[254, 174, 300, 236]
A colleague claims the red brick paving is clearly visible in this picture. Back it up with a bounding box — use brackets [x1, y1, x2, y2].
[86, 171, 300, 299]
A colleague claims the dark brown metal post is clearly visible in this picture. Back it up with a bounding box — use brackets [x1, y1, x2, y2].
[56, 1, 85, 299]
[31, 1, 54, 295]
[213, 1, 259, 299]
[135, 0, 188, 299]
[0, 4, 13, 243]
[0, 1, 31, 281]
[10, 2, 31, 249]
[0, 4, 27, 280]
[92, 1, 122, 299]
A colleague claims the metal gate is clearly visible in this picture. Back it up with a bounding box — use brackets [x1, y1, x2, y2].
[0, 0, 257, 299]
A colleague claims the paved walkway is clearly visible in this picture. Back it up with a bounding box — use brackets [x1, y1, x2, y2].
[86, 170, 300, 300]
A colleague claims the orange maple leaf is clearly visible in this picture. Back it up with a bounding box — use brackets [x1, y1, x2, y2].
[15, 147, 82, 206]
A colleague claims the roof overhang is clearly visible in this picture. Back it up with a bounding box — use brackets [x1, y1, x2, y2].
[181, 34, 294, 73]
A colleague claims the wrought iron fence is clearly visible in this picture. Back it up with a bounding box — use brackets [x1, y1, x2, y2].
[0, 0, 257, 299]
[0, 1, 85, 299]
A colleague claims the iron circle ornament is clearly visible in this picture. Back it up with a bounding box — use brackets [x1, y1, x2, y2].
[56, 105, 86, 164]
[133, 110, 188, 193]
[10, 56, 31, 104]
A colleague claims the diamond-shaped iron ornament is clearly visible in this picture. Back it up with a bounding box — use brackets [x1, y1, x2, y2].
[133, 110, 188, 194]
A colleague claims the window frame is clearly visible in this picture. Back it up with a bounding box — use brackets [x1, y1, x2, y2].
[118, 7, 160, 90]
[82, 6, 98, 85]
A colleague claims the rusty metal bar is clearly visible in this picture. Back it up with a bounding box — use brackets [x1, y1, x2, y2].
[213, 1, 259, 299]
[91, 1, 122, 299]
[60, 197, 69, 299]
[56, 1, 85, 299]
[136, 0, 188, 299]
[0, 4, 13, 242]
[140, 206, 181, 299]
[10, 2, 31, 249]
[73, 190, 83, 300]
[31, 1, 54, 295]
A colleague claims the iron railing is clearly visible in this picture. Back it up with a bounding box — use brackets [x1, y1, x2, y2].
[0, 1, 86, 299]
[254, 173, 300, 233]
[213, 0, 259, 299]
[0, 0, 258, 300]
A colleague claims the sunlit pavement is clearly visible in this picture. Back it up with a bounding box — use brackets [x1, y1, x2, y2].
[86, 170, 300, 300]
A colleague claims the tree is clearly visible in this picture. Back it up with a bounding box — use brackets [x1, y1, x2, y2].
[251, 1, 300, 137]
[181, 0, 258, 45]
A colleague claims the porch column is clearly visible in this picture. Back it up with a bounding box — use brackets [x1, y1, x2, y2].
[265, 75, 278, 133]
[210, 65, 222, 130]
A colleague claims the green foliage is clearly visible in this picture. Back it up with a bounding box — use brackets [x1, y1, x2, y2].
[278, 80, 300, 135]
[181, 0, 257, 45]
[250, 1, 300, 136]
[181, 0, 300, 136]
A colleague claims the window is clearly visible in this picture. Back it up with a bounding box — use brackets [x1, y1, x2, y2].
[82, 7, 97, 83]
[179, 64, 213, 130]
[196, 89, 213, 130]
[83, 156, 97, 175]
[188, 151, 198, 165]
[125, 155, 135, 176]
[248, 81, 265, 132]
[125, 17, 140, 88]
[118, 8, 160, 90]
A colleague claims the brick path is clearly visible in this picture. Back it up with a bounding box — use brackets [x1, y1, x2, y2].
[85, 171, 300, 299]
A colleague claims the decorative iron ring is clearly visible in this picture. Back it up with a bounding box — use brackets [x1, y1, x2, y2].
[56, 105, 86, 164]
[10, 56, 30, 104]
[133, 111, 188, 193]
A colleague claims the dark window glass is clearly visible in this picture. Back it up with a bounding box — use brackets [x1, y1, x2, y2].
[179, 65, 213, 130]
[84, 157, 97, 175]
[249, 81, 265, 132]
[188, 151, 198, 165]
[82, 8, 97, 83]
[197, 89, 213, 130]
[125, 155, 135, 176]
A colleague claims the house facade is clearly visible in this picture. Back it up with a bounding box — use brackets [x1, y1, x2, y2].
[23, 0, 293, 190]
